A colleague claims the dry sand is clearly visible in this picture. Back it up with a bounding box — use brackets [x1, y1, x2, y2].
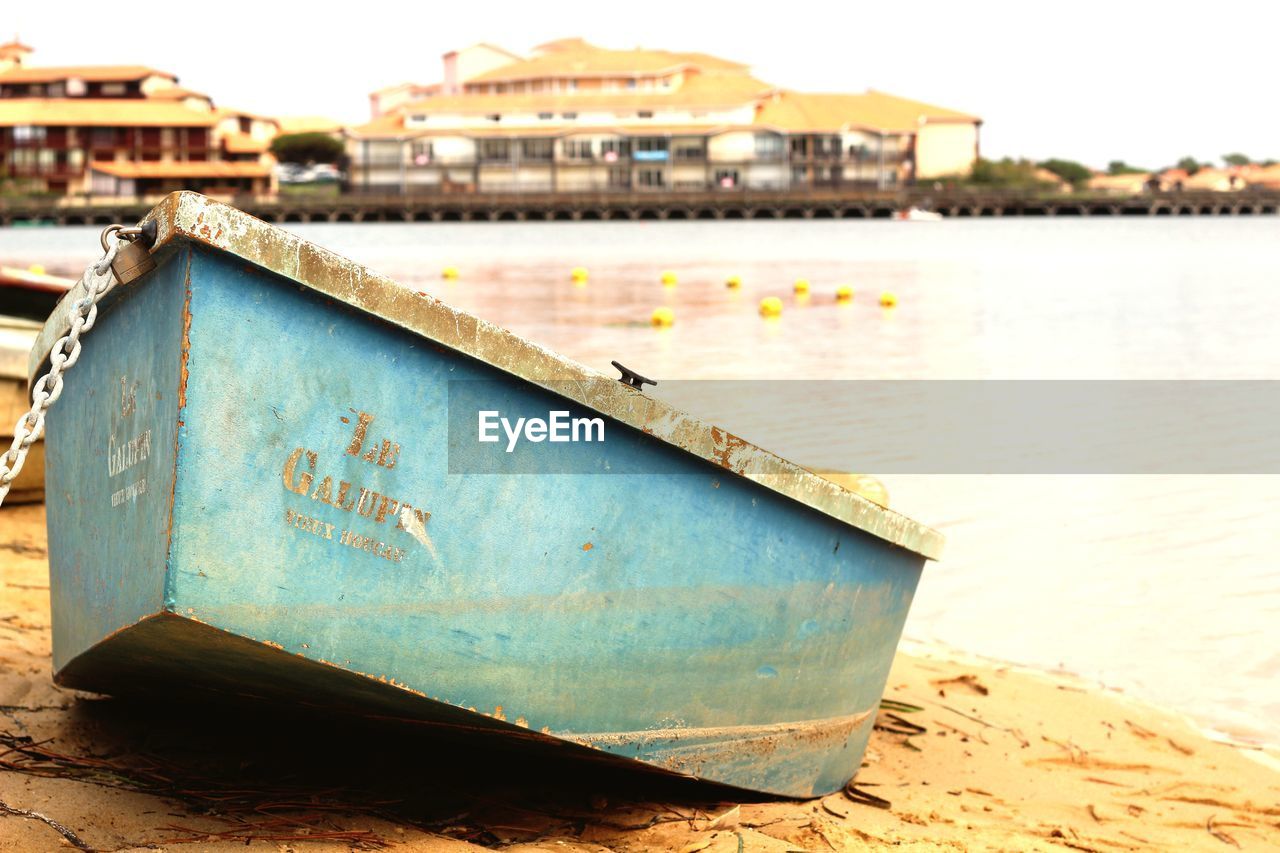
[2, 502, 1278, 852]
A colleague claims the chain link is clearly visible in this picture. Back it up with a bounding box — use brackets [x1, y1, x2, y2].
[0, 234, 123, 506]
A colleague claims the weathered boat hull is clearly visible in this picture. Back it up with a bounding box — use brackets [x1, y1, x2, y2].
[36, 194, 939, 797]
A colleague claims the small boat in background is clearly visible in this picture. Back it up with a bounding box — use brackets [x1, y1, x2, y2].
[898, 207, 943, 222]
[31, 193, 942, 797]
[1, 265, 73, 504]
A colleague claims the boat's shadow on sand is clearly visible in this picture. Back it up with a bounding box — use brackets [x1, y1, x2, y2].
[48, 690, 770, 844]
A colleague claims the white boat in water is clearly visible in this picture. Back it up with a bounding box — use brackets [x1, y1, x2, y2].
[898, 207, 944, 222]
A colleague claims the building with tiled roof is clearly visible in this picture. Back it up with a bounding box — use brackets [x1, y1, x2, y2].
[0, 43, 278, 199]
[351, 38, 980, 194]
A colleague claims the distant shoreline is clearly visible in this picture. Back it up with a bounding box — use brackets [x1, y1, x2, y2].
[2, 187, 1279, 228]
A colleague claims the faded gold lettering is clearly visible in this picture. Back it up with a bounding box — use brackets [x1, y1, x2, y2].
[282, 448, 316, 495]
[310, 475, 334, 505]
[346, 411, 375, 457]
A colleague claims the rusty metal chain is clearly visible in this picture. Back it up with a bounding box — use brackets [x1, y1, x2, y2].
[0, 227, 131, 506]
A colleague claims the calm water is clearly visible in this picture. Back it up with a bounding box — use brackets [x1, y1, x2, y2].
[5, 217, 1279, 744]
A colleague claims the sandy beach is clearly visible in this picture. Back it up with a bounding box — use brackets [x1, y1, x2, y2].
[2, 502, 1278, 852]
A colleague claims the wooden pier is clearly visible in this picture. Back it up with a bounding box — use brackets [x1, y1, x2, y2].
[1, 188, 1277, 227]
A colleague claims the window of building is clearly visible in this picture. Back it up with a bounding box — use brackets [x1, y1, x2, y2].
[563, 139, 593, 159]
[627, 79, 637, 90]
[479, 139, 511, 161]
[367, 141, 403, 165]
[672, 140, 705, 161]
[790, 137, 809, 157]
[562, 112, 578, 120]
[537, 112, 553, 120]
[607, 166, 630, 189]
[637, 168, 665, 188]
[66, 77, 86, 96]
[101, 82, 125, 96]
[521, 139, 553, 160]
[633, 137, 668, 162]
[755, 133, 783, 159]
[412, 140, 433, 165]
[486, 113, 501, 123]
[714, 169, 739, 188]
[567, 80, 577, 92]
[600, 139, 631, 160]
[37, 149, 56, 169]
[67, 149, 84, 168]
[47, 82, 65, 98]
[13, 125, 46, 143]
[637, 110, 653, 119]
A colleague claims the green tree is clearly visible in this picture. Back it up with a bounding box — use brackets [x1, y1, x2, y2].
[1222, 153, 1251, 167]
[1174, 156, 1203, 175]
[1038, 158, 1092, 186]
[270, 132, 344, 165]
[1107, 160, 1147, 175]
[968, 157, 1043, 188]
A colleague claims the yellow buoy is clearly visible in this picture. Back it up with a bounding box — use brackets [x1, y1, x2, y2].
[725, 275, 741, 289]
[759, 296, 783, 317]
[27, 263, 45, 275]
[793, 278, 810, 294]
[651, 306, 675, 327]
[879, 291, 898, 307]
[835, 285, 854, 302]
[660, 270, 678, 286]
[442, 266, 459, 280]
[571, 266, 589, 282]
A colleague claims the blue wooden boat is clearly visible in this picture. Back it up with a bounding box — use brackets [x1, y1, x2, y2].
[30, 192, 942, 798]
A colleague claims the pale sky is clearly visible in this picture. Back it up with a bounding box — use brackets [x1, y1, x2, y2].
[10, 1, 1276, 169]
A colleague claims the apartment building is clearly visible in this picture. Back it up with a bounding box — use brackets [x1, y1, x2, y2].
[0, 40, 277, 200]
[350, 38, 980, 194]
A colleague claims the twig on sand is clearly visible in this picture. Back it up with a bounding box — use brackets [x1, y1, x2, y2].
[879, 699, 924, 714]
[1206, 814, 1240, 848]
[0, 799, 94, 851]
[842, 784, 892, 811]
[939, 704, 1030, 747]
[875, 712, 927, 736]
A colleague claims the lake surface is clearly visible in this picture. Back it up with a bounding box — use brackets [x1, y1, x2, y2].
[5, 216, 1278, 744]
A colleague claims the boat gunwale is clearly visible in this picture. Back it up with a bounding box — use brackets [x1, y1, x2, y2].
[28, 191, 943, 561]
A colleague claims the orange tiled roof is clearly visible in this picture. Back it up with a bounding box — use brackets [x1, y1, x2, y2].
[0, 40, 34, 53]
[146, 86, 211, 102]
[351, 119, 743, 141]
[467, 41, 747, 83]
[0, 99, 216, 127]
[754, 90, 978, 133]
[89, 161, 271, 179]
[0, 64, 176, 83]
[390, 73, 772, 117]
[1244, 163, 1280, 187]
[1087, 173, 1151, 191]
[222, 132, 269, 153]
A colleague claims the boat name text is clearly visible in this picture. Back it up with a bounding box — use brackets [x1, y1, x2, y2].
[280, 410, 429, 560]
